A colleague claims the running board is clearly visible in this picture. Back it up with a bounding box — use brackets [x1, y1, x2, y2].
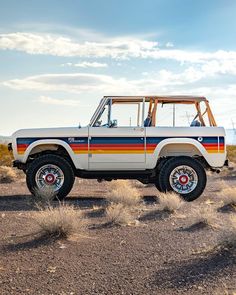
[75, 169, 154, 180]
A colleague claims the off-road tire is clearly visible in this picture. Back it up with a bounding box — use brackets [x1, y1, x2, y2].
[154, 158, 168, 192]
[26, 154, 75, 200]
[159, 156, 206, 201]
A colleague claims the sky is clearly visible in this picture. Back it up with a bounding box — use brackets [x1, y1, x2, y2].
[1, 0, 236, 135]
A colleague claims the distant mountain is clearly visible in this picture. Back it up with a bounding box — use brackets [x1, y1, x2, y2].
[0, 136, 12, 145]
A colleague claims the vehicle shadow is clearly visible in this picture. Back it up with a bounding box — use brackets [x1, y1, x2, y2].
[0, 194, 157, 212]
[0, 195, 108, 212]
[152, 247, 236, 289]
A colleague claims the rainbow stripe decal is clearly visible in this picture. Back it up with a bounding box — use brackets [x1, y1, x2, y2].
[200, 137, 224, 154]
[16, 136, 225, 155]
[16, 137, 88, 155]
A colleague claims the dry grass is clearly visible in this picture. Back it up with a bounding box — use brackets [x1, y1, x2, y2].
[0, 165, 17, 183]
[31, 187, 56, 208]
[189, 206, 218, 230]
[107, 180, 141, 207]
[33, 204, 84, 239]
[158, 192, 184, 213]
[0, 144, 13, 166]
[105, 203, 135, 226]
[219, 185, 236, 207]
[226, 145, 236, 163]
[216, 215, 236, 251]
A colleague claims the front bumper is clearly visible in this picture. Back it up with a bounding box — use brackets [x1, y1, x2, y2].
[8, 143, 12, 151]
[13, 160, 27, 170]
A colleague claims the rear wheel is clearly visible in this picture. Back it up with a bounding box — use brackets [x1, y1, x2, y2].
[159, 156, 206, 201]
[26, 154, 75, 200]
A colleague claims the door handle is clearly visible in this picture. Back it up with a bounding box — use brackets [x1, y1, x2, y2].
[133, 128, 144, 132]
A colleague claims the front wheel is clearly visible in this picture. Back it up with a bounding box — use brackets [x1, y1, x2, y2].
[159, 156, 207, 201]
[26, 154, 75, 200]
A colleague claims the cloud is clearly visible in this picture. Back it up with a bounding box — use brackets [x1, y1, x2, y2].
[0, 32, 158, 59]
[2, 73, 130, 94]
[39, 95, 80, 106]
[2, 65, 235, 97]
[1, 32, 236, 67]
[165, 42, 174, 48]
[61, 61, 108, 68]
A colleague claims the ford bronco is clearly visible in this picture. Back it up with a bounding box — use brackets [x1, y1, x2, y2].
[10, 96, 227, 201]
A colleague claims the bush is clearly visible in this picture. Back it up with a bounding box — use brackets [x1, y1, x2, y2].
[158, 192, 183, 213]
[0, 166, 17, 183]
[107, 180, 141, 207]
[32, 187, 56, 208]
[0, 144, 13, 166]
[105, 203, 135, 226]
[190, 206, 218, 229]
[227, 145, 236, 163]
[217, 215, 236, 250]
[219, 184, 236, 206]
[33, 204, 83, 239]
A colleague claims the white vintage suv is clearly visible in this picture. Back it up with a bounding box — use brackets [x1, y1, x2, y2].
[10, 96, 227, 201]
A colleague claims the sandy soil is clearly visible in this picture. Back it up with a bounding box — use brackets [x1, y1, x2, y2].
[0, 173, 236, 295]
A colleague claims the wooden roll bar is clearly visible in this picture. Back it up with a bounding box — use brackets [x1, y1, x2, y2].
[110, 96, 217, 127]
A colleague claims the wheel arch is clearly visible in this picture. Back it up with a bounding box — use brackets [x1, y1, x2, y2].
[22, 139, 76, 169]
[154, 138, 211, 167]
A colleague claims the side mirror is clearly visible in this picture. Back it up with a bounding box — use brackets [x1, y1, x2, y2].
[110, 119, 118, 128]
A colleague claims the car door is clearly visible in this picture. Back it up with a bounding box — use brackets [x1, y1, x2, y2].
[88, 99, 145, 170]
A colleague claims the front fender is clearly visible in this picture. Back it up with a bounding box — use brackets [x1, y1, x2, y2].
[21, 139, 75, 163]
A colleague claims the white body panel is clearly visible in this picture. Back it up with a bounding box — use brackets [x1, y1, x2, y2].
[12, 125, 226, 171]
[12, 127, 89, 170]
[146, 127, 226, 168]
[88, 126, 145, 170]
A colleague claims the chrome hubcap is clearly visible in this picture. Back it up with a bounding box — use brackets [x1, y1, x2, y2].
[35, 164, 64, 192]
[169, 165, 198, 194]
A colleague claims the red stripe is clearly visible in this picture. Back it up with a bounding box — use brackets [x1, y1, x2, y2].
[17, 144, 29, 149]
[70, 144, 88, 148]
[90, 146, 145, 150]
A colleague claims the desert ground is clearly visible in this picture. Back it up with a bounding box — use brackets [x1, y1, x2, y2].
[0, 164, 236, 295]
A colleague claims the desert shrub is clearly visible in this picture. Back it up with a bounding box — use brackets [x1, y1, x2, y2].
[107, 180, 141, 207]
[33, 204, 83, 239]
[0, 144, 13, 166]
[227, 145, 236, 163]
[31, 187, 56, 208]
[190, 206, 218, 229]
[217, 215, 236, 250]
[158, 192, 183, 213]
[0, 166, 17, 183]
[105, 203, 134, 226]
[219, 185, 236, 206]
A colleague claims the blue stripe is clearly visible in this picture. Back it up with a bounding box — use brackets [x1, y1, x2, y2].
[17, 136, 223, 146]
[90, 137, 143, 144]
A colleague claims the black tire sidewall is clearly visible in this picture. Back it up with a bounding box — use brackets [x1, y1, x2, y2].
[26, 154, 75, 200]
[159, 156, 207, 201]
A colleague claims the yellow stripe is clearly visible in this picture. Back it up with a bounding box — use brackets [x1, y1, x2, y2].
[74, 150, 150, 154]
[207, 150, 224, 153]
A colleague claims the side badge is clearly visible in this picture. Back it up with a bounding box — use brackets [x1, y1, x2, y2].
[198, 137, 203, 142]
